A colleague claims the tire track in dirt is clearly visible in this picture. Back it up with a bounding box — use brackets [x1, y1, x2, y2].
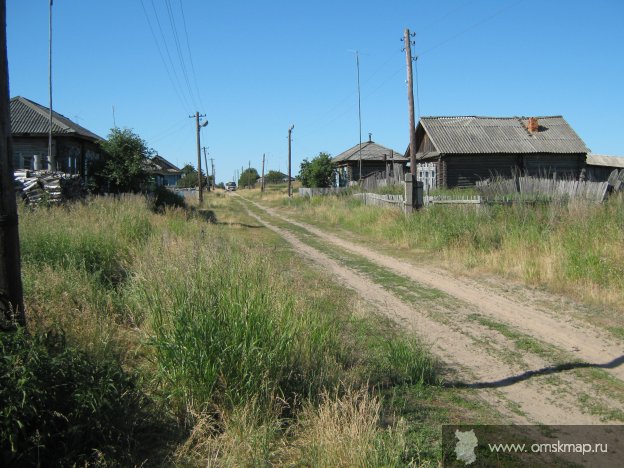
[238, 197, 617, 425]
[248, 200, 624, 383]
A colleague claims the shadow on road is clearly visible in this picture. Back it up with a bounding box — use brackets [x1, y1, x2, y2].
[196, 209, 264, 229]
[444, 355, 624, 389]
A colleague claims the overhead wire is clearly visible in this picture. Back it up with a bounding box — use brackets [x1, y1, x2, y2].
[163, 0, 199, 110]
[148, 117, 189, 144]
[304, 0, 522, 140]
[178, 0, 205, 111]
[139, 0, 190, 112]
[149, 0, 193, 110]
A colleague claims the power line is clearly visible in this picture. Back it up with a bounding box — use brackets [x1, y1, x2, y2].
[147, 117, 188, 143]
[149, 0, 193, 110]
[163, 0, 199, 109]
[419, 0, 523, 57]
[302, 0, 522, 141]
[140, 0, 191, 111]
[178, 0, 204, 110]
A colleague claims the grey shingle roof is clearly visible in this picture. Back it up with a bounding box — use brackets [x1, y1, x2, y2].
[418, 116, 588, 156]
[333, 140, 407, 163]
[10, 96, 103, 141]
[149, 155, 181, 173]
[586, 154, 624, 168]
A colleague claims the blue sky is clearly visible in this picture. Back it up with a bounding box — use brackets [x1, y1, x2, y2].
[7, 1, 624, 183]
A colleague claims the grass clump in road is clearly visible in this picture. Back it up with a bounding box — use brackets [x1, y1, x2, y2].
[13, 194, 446, 466]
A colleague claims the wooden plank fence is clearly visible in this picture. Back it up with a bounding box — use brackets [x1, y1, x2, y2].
[360, 164, 405, 191]
[299, 187, 350, 197]
[476, 177, 609, 203]
[425, 195, 481, 205]
[353, 192, 404, 209]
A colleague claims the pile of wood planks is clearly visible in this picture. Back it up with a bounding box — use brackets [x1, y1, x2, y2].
[14, 170, 86, 205]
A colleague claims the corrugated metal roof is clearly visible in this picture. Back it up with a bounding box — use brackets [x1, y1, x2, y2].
[10, 96, 103, 141]
[586, 154, 624, 168]
[333, 140, 407, 163]
[418, 116, 588, 156]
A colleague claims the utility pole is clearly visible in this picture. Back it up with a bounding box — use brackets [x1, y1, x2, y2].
[261, 153, 265, 192]
[288, 125, 294, 197]
[189, 112, 207, 203]
[202, 146, 210, 192]
[404, 28, 417, 174]
[209, 158, 215, 187]
[0, 0, 25, 327]
[48, 0, 55, 171]
[355, 50, 362, 181]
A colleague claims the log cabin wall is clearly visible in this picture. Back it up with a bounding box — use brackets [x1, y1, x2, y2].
[522, 153, 585, 179]
[444, 154, 518, 187]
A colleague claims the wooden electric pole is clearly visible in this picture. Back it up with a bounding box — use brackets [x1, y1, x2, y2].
[209, 158, 215, 189]
[202, 146, 210, 192]
[0, 0, 25, 327]
[355, 50, 362, 181]
[261, 153, 265, 192]
[404, 28, 417, 175]
[288, 125, 294, 197]
[190, 112, 207, 203]
[48, 0, 55, 171]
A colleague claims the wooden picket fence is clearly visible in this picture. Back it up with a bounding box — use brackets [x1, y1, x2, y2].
[353, 192, 405, 209]
[299, 187, 349, 197]
[360, 164, 405, 191]
[476, 177, 609, 203]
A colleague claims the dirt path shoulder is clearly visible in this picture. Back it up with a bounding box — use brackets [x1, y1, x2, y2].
[237, 195, 624, 425]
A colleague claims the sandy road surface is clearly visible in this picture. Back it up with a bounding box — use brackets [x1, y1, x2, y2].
[237, 195, 624, 425]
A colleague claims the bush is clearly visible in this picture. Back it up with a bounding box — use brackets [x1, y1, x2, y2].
[299, 152, 336, 188]
[0, 328, 149, 466]
[148, 186, 186, 212]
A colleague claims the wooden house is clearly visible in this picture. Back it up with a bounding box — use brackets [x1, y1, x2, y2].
[406, 116, 589, 188]
[146, 155, 183, 187]
[333, 135, 406, 186]
[585, 154, 624, 182]
[10, 96, 103, 175]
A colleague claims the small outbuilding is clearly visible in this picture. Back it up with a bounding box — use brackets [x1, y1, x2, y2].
[333, 135, 406, 187]
[585, 154, 624, 182]
[406, 116, 589, 188]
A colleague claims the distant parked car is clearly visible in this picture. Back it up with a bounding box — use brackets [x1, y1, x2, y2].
[225, 181, 237, 191]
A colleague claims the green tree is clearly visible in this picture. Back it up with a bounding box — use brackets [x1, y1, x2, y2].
[299, 152, 335, 188]
[94, 128, 152, 193]
[238, 168, 259, 188]
[176, 164, 210, 188]
[264, 170, 286, 184]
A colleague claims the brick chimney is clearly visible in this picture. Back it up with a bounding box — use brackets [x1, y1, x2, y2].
[527, 117, 539, 133]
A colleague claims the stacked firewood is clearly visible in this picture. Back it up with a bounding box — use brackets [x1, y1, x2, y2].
[14, 170, 86, 205]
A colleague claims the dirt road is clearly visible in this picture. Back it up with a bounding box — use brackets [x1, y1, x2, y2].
[237, 195, 624, 425]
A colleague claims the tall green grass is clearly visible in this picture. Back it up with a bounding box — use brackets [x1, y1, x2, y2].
[128, 237, 343, 415]
[276, 193, 624, 311]
[15, 194, 440, 465]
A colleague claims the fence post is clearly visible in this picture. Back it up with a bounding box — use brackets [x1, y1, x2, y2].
[415, 180, 423, 209]
[405, 173, 414, 213]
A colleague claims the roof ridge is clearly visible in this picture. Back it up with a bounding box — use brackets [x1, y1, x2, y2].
[421, 115, 564, 120]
